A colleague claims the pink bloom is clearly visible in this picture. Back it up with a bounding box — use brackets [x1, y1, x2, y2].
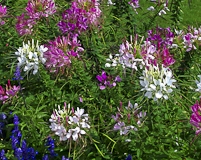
[16, 13, 36, 36]
[0, 80, 20, 104]
[26, 0, 56, 20]
[44, 34, 84, 73]
[73, 0, 101, 26]
[0, 4, 7, 25]
[96, 71, 121, 90]
[190, 100, 201, 135]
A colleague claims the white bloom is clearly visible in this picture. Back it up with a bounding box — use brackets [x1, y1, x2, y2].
[107, 0, 115, 5]
[147, 6, 155, 11]
[195, 75, 201, 92]
[49, 104, 90, 142]
[139, 64, 176, 101]
[15, 39, 48, 75]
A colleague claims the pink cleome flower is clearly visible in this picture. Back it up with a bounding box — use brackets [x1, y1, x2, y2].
[26, 0, 56, 20]
[0, 4, 7, 25]
[44, 34, 84, 73]
[0, 80, 20, 104]
[190, 99, 201, 135]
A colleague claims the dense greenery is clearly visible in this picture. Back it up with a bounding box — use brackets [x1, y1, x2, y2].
[1, 0, 201, 160]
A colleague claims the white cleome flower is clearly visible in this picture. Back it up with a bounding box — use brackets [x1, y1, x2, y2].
[139, 64, 176, 101]
[195, 75, 201, 92]
[49, 104, 90, 142]
[15, 39, 48, 75]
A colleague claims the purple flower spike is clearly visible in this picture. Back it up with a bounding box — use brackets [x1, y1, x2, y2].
[126, 154, 132, 160]
[13, 66, 23, 81]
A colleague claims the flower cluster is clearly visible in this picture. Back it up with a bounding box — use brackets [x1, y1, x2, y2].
[13, 66, 23, 81]
[0, 80, 20, 103]
[26, 0, 56, 19]
[58, 0, 101, 35]
[147, 27, 175, 49]
[44, 34, 84, 73]
[128, 0, 140, 14]
[0, 113, 7, 135]
[144, 27, 176, 67]
[105, 36, 145, 71]
[16, 0, 56, 35]
[0, 149, 7, 160]
[112, 101, 146, 136]
[182, 26, 201, 52]
[190, 99, 201, 135]
[15, 39, 47, 75]
[96, 71, 121, 90]
[0, 4, 7, 25]
[11, 115, 38, 159]
[42, 137, 57, 159]
[139, 64, 176, 101]
[49, 103, 90, 141]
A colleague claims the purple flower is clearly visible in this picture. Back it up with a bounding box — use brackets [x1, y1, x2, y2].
[11, 115, 38, 160]
[45, 137, 57, 157]
[96, 71, 121, 90]
[42, 154, 49, 160]
[44, 34, 84, 74]
[0, 113, 6, 135]
[0, 4, 7, 25]
[58, 0, 101, 35]
[15, 13, 36, 36]
[13, 66, 23, 81]
[0, 149, 7, 160]
[126, 154, 132, 160]
[25, 0, 56, 19]
[0, 80, 20, 104]
[128, 0, 140, 13]
[62, 156, 70, 160]
[58, 4, 88, 35]
[190, 100, 201, 135]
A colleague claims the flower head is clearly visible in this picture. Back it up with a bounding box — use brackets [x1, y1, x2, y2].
[15, 39, 47, 75]
[139, 64, 176, 101]
[26, 0, 56, 19]
[44, 34, 84, 74]
[96, 71, 121, 90]
[0, 80, 20, 103]
[195, 75, 201, 92]
[190, 99, 201, 135]
[16, 13, 36, 36]
[112, 101, 146, 136]
[49, 103, 90, 141]
[0, 149, 7, 160]
[13, 65, 23, 81]
[0, 4, 7, 25]
[128, 0, 140, 14]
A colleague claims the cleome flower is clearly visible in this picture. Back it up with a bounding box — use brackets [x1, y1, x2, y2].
[15, 39, 47, 75]
[112, 101, 146, 137]
[15, 13, 36, 36]
[44, 34, 84, 74]
[190, 99, 201, 135]
[195, 75, 201, 92]
[58, 0, 101, 35]
[96, 71, 121, 90]
[49, 103, 90, 142]
[26, 0, 56, 20]
[139, 64, 176, 101]
[0, 80, 20, 104]
[0, 4, 7, 25]
[105, 37, 145, 71]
